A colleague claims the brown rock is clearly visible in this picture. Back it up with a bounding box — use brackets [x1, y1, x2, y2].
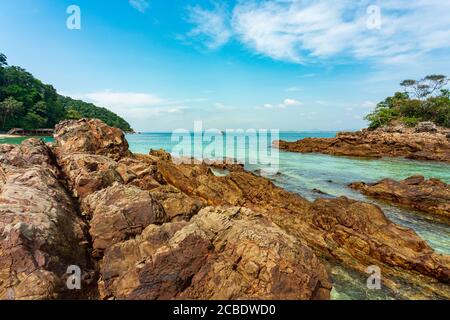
[0, 139, 57, 171]
[149, 148, 172, 161]
[149, 185, 204, 221]
[83, 184, 167, 256]
[154, 159, 450, 299]
[0, 141, 91, 300]
[58, 153, 123, 199]
[116, 157, 163, 190]
[100, 207, 331, 300]
[349, 176, 450, 220]
[54, 119, 130, 160]
[13, 119, 447, 300]
[275, 128, 450, 163]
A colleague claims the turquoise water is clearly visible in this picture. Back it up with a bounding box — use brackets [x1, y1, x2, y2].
[127, 131, 450, 300]
[125, 132, 450, 255]
[0, 136, 54, 144]
[2, 132, 448, 254]
[2, 131, 449, 299]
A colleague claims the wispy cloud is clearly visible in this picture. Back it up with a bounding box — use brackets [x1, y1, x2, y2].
[185, 1, 450, 65]
[84, 91, 163, 108]
[186, 3, 231, 49]
[129, 0, 149, 13]
[67, 90, 190, 119]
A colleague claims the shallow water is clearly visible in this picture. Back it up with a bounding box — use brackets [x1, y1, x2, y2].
[124, 132, 449, 254]
[124, 132, 450, 299]
[2, 132, 449, 299]
[0, 136, 54, 144]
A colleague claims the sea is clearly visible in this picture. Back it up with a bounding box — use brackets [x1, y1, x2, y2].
[2, 131, 449, 300]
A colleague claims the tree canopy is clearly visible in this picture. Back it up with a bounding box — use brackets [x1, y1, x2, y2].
[0, 53, 133, 132]
[365, 75, 450, 130]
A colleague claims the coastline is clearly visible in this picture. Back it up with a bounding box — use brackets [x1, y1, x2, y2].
[275, 125, 450, 163]
[0, 119, 449, 300]
[0, 134, 23, 139]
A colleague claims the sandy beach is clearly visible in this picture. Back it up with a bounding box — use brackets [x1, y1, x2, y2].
[0, 134, 22, 139]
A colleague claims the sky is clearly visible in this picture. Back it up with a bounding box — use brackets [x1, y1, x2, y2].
[1, 0, 450, 132]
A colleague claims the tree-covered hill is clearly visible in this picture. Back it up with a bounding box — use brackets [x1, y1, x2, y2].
[0, 53, 132, 132]
[365, 75, 450, 130]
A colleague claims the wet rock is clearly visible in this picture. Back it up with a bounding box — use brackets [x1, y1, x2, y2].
[100, 207, 332, 300]
[275, 128, 450, 163]
[7, 119, 448, 300]
[154, 160, 450, 299]
[349, 176, 450, 220]
[312, 188, 328, 195]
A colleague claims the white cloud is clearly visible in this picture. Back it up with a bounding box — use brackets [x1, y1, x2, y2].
[84, 91, 164, 108]
[129, 0, 149, 13]
[67, 90, 189, 120]
[186, 1, 450, 65]
[259, 98, 301, 109]
[282, 98, 301, 107]
[187, 4, 231, 49]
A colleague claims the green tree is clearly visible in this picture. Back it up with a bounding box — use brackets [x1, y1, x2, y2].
[0, 53, 133, 132]
[365, 75, 450, 130]
[66, 107, 82, 120]
[0, 97, 23, 129]
[23, 112, 47, 130]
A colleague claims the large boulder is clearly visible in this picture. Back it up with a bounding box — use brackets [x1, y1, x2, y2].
[82, 184, 167, 257]
[58, 153, 123, 199]
[349, 176, 450, 220]
[0, 140, 91, 300]
[99, 206, 332, 300]
[149, 185, 204, 221]
[54, 119, 130, 160]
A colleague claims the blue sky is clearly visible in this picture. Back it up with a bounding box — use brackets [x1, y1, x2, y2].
[1, 0, 450, 131]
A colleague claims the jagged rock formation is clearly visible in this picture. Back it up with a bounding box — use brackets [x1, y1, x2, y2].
[54, 119, 130, 161]
[0, 139, 93, 300]
[275, 127, 450, 163]
[350, 176, 450, 220]
[100, 206, 331, 300]
[151, 155, 450, 299]
[52, 119, 333, 300]
[1, 119, 449, 300]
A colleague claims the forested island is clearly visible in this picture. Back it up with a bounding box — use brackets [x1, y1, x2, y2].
[0, 53, 132, 132]
[365, 75, 450, 129]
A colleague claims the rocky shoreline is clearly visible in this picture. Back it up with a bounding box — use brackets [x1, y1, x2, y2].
[350, 176, 450, 221]
[1, 119, 449, 300]
[275, 125, 450, 163]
